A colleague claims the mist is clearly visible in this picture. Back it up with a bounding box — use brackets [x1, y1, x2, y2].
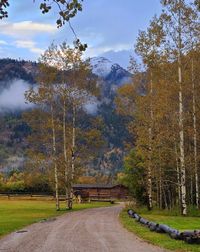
[0, 79, 33, 112]
[83, 97, 99, 115]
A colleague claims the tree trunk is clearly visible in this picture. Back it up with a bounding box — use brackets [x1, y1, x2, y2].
[63, 99, 69, 209]
[178, 4, 187, 215]
[168, 189, 172, 210]
[156, 179, 159, 207]
[147, 71, 153, 210]
[190, 175, 194, 205]
[163, 186, 168, 210]
[174, 142, 181, 206]
[72, 104, 76, 183]
[51, 104, 60, 211]
[159, 170, 163, 209]
[68, 103, 76, 210]
[159, 150, 163, 209]
[191, 57, 199, 208]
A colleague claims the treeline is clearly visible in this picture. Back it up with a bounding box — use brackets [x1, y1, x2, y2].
[0, 58, 37, 85]
[23, 43, 105, 210]
[0, 171, 117, 194]
[0, 171, 53, 193]
[116, 0, 200, 215]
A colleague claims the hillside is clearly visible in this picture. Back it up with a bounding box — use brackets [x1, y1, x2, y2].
[0, 57, 132, 178]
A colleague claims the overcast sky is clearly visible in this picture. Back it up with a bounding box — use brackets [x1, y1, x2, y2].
[0, 0, 162, 69]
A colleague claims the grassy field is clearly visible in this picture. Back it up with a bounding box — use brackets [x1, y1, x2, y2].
[120, 207, 200, 252]
[0, 198, 111, 238]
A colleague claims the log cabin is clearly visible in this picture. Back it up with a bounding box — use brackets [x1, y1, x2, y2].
[73, 184, 129, 200]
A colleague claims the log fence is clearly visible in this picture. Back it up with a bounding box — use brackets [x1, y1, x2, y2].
[127, 209, 200, 244]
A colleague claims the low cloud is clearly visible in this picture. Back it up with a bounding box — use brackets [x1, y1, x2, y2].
[100, 49, 134, 69]
[0, 80, 33, 112]
[0, 21, 57, 38]
[84, 97, 99, 115]
[14, 40, 44, 55]
[85, 43, 132, 59]
[0, 40, 7, 45]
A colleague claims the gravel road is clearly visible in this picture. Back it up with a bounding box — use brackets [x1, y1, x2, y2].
[0, 205, 167, 252]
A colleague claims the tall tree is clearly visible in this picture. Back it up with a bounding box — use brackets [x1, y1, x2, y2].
[160, 0, 198, 215]
[135, 16, 165, 210]
[25, 46, 60, 210]
[35, 42, 99, 209]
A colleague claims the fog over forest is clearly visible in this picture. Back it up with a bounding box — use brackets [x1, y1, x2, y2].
[0, 79, 32, 112]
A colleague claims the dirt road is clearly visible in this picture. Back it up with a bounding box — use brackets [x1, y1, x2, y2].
[0, 205, 167, 252]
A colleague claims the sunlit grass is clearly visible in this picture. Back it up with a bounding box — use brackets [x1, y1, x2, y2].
[120, 208, 200, 252]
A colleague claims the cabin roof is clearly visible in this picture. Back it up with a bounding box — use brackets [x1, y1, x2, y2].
[73, 184, 124, 189]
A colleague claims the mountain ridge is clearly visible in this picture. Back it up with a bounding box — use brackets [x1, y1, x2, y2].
[0, 57, 132, 176]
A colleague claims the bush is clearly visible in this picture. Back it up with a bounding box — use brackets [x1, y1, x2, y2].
[5, 180, 25, 192]
[118, 149, 147, 204]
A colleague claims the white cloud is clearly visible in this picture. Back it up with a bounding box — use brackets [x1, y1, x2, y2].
[15, 40, 35, 48]
[0, 21, 57, 38]
[83, 97, 99, 115]
[13, 21, 56, 32]
[85, 43, 132, 58]
[14, 40, 44, 55]
[0, 40, 7, 45]
[0, 79, 33, 111]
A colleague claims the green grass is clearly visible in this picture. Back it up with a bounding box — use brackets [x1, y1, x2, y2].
[120, 208, 200, 252]
[0, 198, 111, 238]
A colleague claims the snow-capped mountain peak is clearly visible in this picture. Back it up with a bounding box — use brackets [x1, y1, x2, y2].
[90, 57, 132, 84]
[90, 57, 114, 78]
[90, 56, 132, 86]
[90, 57, 132, 98]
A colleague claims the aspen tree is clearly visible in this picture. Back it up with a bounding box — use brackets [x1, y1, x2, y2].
[25, 45, 60, 210]
[54, 43, 98, 209]
[161, 0, 199, 215]
[135, 16, 165, 210]
[188, 8, 200, 207]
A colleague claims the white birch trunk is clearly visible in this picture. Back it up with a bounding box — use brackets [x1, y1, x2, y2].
[51, 104, 60, 211]
[174, 142, 181, 205]
[147, 71, 153, 210]
[68, 103, 76, 209]
[159, 166, 162, 209]
[191, 176, 194, 205]
[178, 5, 187, 215]
[63, 99, 69, 209]
[191, 57, 199, 208]
[72, 104, 76, 180]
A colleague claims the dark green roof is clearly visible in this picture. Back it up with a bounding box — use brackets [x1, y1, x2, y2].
[73, 184, 124, 189]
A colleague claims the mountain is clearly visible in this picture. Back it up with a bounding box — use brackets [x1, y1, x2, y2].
[90, 57, 132, 98]
[91, 57, 114, 78]
[0, 57, 131, 98]
[90, 57, 132, 175]
[91, 57, 131, 83]
[0, 57, 132, 176]
[0, 59, 37, 91]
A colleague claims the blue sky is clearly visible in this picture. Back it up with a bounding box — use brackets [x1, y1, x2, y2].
[0, 0, 162, 69]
